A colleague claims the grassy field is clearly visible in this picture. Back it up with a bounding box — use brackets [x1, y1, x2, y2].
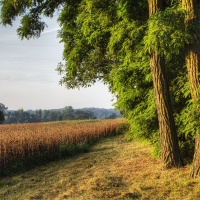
[0, 119, 125, 174]
[0, 133, 200, 199]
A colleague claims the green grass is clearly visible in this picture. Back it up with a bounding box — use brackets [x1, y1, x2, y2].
[0, 134, 200, 199]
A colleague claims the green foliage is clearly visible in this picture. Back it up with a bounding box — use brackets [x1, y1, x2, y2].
[115, 123, 130, 135]
[0, 0, 198, 161]
[56, 0, 116, 89]
[162, 46, 195, 160]
[105, 4, 158, 145]
[175, 100, 197, 163]
[116, 0, 148, 21]
[0, 103, 7, 113]
[0, 103, 7, 124]
[107, 3, 194, 157]
[75, 110, 96, 120]
[0, 111, 4, 124]
[144, 7, 192, 58]
[108, 20, 146, 58]
[0, 0, 63, 38]
[178, 101, 200, 139]
[0, 0, 29, 25]
[62, 106, 75, 120]
[17, 14, 47, 39]
[109, 40, 159, 146]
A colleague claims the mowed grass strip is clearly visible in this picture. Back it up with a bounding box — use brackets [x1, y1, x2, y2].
[0, 135, 200, 200]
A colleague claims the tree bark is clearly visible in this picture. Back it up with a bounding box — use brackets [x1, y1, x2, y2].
[148, 0, 182, 168]
[182, 0, 200, 177]
[191, 134, 200, 177]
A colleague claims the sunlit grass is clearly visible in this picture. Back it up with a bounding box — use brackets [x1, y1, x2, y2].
[0, 134, 200, 199]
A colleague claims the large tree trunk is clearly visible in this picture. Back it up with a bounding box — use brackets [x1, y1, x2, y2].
[182, 0, 200, 177]
[148, 0, 182, 168]
[191, 134, 200, 177]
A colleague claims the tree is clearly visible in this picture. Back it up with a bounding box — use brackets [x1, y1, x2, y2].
[182, 0, 200, 177]
[43, 110, 61, 122]
[13, 109, 31, 123]
[5, 111, 18, 124]
[0, 111, 4, 124]
[30, 113, 38, 123]
[14, 109, 24, 123]
[0, 103, 7, 124]
[0, 103, 7, 113]
[147, 0, 182, 167]
[75, 110, 96, 120]
[48, 110, 60, 121]
[35, 109, 43, 122]
[0, 0, 183, 168]
[43, 110, 51, 122]
[62, 106, 75, 120]
[108, 113, 117, 119]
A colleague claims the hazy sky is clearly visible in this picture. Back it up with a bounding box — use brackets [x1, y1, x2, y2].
[0, 17, 114, 110]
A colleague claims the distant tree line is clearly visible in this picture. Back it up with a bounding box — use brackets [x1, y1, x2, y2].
[0, 104, 120, 124]
[0, 103, 7, 124]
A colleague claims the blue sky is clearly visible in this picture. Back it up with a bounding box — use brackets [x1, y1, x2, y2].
[0, 17, 114, 110]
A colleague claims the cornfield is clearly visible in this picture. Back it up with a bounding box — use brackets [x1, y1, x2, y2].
[0, 119, 125, 173]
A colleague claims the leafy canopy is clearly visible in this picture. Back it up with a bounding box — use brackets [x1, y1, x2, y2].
[0, 0, 197, 156]
[144, 7, 192, 58]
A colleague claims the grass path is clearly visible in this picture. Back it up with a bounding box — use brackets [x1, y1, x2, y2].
[0, 135, 200, 200]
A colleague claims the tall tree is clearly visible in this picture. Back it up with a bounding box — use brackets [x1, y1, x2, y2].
[182, 0, 200, 177]
[147, 0, 182, 167]
[0, 0, 183, 168]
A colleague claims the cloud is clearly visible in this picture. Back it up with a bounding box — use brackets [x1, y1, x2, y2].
[42, 27, 59, 35]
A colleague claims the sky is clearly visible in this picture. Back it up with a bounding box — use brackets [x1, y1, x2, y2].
[0, 17, 115, 111]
